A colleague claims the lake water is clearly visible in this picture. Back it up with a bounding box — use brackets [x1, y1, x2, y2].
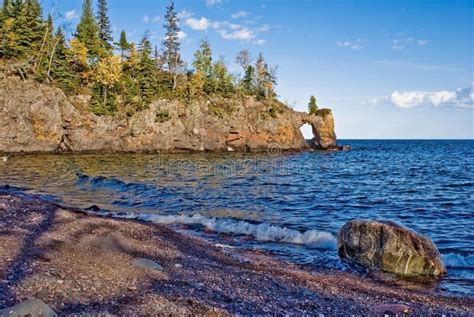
[1, 140, 473, 295]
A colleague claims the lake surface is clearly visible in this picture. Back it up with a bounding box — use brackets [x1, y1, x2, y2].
[1, 140, 473, 295]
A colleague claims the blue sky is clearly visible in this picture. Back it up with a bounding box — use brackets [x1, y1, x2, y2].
[42, 0, 473, 139]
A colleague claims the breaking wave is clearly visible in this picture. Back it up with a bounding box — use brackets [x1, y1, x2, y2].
[442, 253, 474, 268]
[120, 213, 337, 249]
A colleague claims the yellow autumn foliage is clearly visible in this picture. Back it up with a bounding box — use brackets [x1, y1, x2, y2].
[92, 55, 122, 87]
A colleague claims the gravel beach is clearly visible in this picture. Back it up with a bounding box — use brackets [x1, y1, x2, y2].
[0, 189, 472, 316]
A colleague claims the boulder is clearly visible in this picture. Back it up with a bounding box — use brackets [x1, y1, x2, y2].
[131, 257, 164, 271]
[0, 298, 57, 317]
[337, 219, 446, 276]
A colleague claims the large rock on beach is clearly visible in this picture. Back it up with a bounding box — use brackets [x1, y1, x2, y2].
[337, 219, 446, 276]
[0, 298, 57, 317]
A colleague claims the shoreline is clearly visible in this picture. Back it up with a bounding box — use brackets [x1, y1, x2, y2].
[0, 189, 472, 315]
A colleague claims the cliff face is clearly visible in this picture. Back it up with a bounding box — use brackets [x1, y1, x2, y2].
[0, 74, 337, 154]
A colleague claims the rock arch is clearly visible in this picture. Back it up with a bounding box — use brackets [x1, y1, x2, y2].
[297, 110, 337, 149]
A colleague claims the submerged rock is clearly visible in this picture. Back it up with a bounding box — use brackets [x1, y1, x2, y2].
[337, 219, 446, 276]
[0, 298, 57, 317]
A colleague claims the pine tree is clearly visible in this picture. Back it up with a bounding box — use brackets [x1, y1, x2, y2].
[255, 53, 276, 99]
[212, 57, 234, 95]
[50, 27, 79, 94]
[121, 42, 139, 112]
[11, 0, 45, 58]
[117, 30, 129, 61]
[0, 0, 15, 57]
[2, 0, 13, 18]
[97, 0, 113, 53]
[162, 0, 182, 90]
[192, 39, 213, 93]
[76, 0, 102, 60]
[308, 95, 318, 114]
[137, 33, 156, 106]
[241, 64, 255, 95]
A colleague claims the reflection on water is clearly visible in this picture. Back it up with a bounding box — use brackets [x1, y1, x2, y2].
[0, 140, 473, 295]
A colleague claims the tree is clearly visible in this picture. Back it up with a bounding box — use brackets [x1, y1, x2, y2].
[137, 33, 156, 106]
[235, 49, 251, 70]
[192, 39, 213, 92]
[70, 37, 89, 81]
[241, 64, 255, 95]
[117, 30, 129, 61]
[1, 0, 13, 18]
[75, 0, 102, 59]
[255, 53, 276, 99]
[308, 95, 318, 114]
[90, 54, 122, 115]
[97, 0, 113, 52]
[162, 0, 182, 90]
[49, 27, 79, 94]
[212, 57, 234, 95]
[11, 0, 45, 58]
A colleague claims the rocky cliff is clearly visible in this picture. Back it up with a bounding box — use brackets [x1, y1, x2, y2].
[0, 73, 337, 154]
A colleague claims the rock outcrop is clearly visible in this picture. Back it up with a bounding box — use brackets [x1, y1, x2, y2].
[0, 73, 337, 154]
[337, 219, 446, 277]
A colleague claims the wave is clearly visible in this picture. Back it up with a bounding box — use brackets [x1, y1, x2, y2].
[442, 253, 474, 268]
[119, 213, 336, 249]
[75, 171, 163, 195]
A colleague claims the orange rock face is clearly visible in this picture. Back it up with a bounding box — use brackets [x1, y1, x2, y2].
[0, 74, 337, 153]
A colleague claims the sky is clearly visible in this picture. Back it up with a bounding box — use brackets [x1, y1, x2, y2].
[41, 0, 473, 139]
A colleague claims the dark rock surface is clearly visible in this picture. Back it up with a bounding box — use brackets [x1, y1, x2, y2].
[337, 219, 447, 276]
[0, 73, 337, 154]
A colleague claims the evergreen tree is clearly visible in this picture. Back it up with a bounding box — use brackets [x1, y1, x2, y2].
[212, 57, 234, 95]
[11, 0, 45, 58]
[308, 95, 318, 114]
[117, 30, 129, 61]
[121, 42, 139, 112]
[241, 64, 256, 95]
[50, 27, 79, 94]
[162, 0, 181, 89]
[192, 39, 213, 93]
[97, 0, 113, 52]
[76, 0, 102, 59]
[137, 33, 156, 106]
[0, 0, 15, 57]
[255, 53, 276, 99]
[2, 0, 13, 18]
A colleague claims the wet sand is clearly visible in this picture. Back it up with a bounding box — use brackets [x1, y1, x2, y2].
[0, 189, 472, 316]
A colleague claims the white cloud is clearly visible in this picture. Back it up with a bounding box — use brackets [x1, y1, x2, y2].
[206, 0, 222, 7]
[178, 10, 192, 20]
[390, 83, 473, 109]
[153, 16, 160, 23]
[392, 37, 429, 50]
[65, 10, 78, 21]
[231, 11, 248, 19]
[143, 15, 149, 23]
[185, 17, 210, 31]
[177, 31, 187, 40]
[218, 28, 255, 41]
[417, 39, 429, 46]
[253, 39, 266, 45]
[336, 39, 363, 50]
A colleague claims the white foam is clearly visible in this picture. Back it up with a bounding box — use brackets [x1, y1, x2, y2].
[442, 253, 474, 268]
[120, 213, 336, 249]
